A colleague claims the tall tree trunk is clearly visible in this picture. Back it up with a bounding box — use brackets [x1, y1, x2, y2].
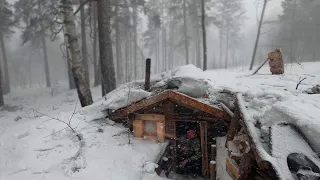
[66, 42, 76, 89]
[92, 2, 100, 87]
[219, 28, 223, 68]
[162, 28, 167, 71]
[38, 1, 51, 87]
[249, 0, 267, 70]
[191, 0, 201, 68]
[80, 0, 90, 84]
[97, 0, 116, 96]
[183, 0, 189, 64]
[290, 0, 297, 63]
[0, 33, 10, 93]
[61, 0, 93, 107]
[133, 0, 138, 78]
[28, 52, 32, 88]
[63, 27, 76, 90]
[201, 0, 207, 70]
[114, 1, 122, 85]
[225, 28, 229, 69]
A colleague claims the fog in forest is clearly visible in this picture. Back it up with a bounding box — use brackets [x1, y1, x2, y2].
[0, 0, 319, 102]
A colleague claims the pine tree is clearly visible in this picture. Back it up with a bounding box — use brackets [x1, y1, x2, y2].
[14, 0, 61, 87]
[0, 0, 15, 95]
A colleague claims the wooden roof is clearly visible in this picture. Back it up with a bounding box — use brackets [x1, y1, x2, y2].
[110, 90, 231, 122]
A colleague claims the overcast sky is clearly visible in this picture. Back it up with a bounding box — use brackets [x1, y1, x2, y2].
[245, 0, 282, 29]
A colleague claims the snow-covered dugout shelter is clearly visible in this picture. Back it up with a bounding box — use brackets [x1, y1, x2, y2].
[102, 60, 320, 180]
[109, 89, 232, 179]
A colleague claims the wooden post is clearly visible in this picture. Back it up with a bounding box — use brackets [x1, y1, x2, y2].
[157, 122, 165, 143]
[145, 58, 151, 90]
[211, 144, 217, 160]
[210, 161, 216, 180]
[133, 120, 144, 138]
[200, 122, 208, 178]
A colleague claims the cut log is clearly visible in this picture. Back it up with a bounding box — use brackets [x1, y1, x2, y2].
[225, 106, 241, 148]
[210, 161, 216, 180]
[268, 49, 284, 75]
[237, 152, 255, 180]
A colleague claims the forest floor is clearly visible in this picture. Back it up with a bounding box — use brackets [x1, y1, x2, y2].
[0, 62, 319, 180]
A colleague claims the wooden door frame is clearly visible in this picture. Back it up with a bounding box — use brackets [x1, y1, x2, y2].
[173, 120, 209, 177]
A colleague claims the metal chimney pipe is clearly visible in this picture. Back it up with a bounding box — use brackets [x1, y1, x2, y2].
[145, 58, 151, 91]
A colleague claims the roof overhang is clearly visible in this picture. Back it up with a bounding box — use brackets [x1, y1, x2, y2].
[110, 90, 231, 122]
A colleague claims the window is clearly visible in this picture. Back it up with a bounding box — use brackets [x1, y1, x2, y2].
[144, 120, 157, 136]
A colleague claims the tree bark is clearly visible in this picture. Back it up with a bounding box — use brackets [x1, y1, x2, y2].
[38, 1, 51, 87]
[290, 0, 297, 63]
[201, 0, 207, 70]
[249, 0, 267, 70]
[79, 0, 90, 84]
[97, 0, 116, 96]
[66, 41, 76, 89]
[92, 2, 100, 87]
[61, 0, 93, 107]
[0, 33, 10, 93]
[191, 0, 201, 68]
[183, 0, 189, 65]
[133, 0, 138, 78]
[0, 42, 4, 105]
[114, 0, 122, 84]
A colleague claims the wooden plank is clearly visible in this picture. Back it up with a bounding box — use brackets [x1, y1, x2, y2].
[226, 157, 239, 180]
[135, 114, 165, 122]
[200, 121, 209, 178]
[168, 91, 231, 122]
[163, 101, 174, 139]
[133, 120, 144, 138]
[157, 122, 165, 143]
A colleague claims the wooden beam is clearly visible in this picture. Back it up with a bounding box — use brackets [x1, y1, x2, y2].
[168, 91, 231, 122]
[110, 91, 170, 119]
[135, 114, 165, 122]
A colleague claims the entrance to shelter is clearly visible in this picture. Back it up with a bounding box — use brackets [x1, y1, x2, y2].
[174, 121, 208, 179]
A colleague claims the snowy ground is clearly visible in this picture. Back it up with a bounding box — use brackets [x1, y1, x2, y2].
[0, 87, 167, 180]
[1, 62, 319, 180]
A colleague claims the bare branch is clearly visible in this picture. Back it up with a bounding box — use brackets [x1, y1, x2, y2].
[296, 77, 307, 90]
[69, 102, 78, 124]
[31, 103, 81, 141]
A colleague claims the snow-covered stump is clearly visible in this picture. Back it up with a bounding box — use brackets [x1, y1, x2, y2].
[210, 161, 216, 180]
[268, 49, 284, 75]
